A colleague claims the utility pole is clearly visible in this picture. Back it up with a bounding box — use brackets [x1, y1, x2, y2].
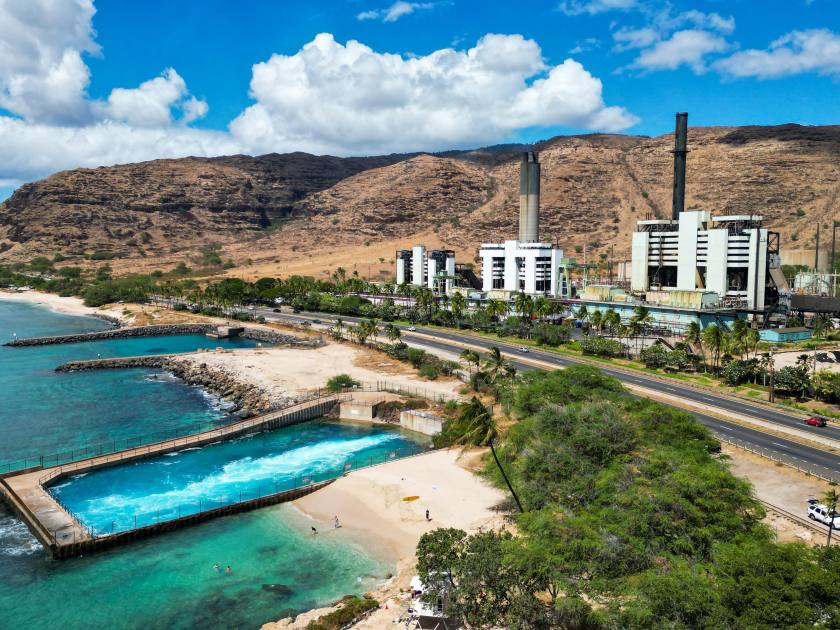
[815, 223, 821, 272]
[768, 348, 776, 403]
[831, 220, 838, 297]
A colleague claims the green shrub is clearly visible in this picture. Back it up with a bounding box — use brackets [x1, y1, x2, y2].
[307, 596, 378, 630]
[640, 344, 669, 369]
[325, 374, 360, 392]
[580, 335, 625, 357]
[419, 364, 440, 380]
[90, 250, 114, 260]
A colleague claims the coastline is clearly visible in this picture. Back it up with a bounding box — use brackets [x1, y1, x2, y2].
[0, 289, 125, 322]
[265, 448, 506, 628]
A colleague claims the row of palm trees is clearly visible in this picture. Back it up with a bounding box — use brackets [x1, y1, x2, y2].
[683, 319, 762, 372]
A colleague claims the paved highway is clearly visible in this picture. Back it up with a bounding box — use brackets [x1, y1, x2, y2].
[257, 307, 840, 479]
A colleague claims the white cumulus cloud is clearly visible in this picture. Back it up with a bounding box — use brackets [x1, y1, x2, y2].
[714, 29, 840, 78]
[106, 68, 207, 127]
[229, 33, 637, 156]
[632, 30, 730, 73]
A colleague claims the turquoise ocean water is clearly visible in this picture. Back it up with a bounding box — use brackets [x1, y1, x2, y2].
[0, 299, 424, 628]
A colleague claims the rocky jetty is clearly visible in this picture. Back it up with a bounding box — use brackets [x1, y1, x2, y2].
[56, 354, 293, 417]
[5, 323, 323, 347]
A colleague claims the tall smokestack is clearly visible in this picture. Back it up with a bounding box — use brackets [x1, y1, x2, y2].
[519, 151, 540, 242]
[671, 112, 688, 220]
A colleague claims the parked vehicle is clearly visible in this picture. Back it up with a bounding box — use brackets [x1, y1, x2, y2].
[805, 416, 827, 427]
[808, 501, 840, 528]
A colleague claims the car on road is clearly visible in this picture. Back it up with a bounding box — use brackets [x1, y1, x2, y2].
[518, 346, 529, 353]
[272, 308, 281, 313]
[808, 500, 840, 528]
[311, 319, 322, 324]
[805, 416, 827, 427]
[407, 326, 417, 332]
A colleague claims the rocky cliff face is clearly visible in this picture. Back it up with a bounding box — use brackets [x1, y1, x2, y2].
[1, 124, 838, 268]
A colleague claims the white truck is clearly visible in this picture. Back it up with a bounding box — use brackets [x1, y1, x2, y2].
[808, 499, 840, 528]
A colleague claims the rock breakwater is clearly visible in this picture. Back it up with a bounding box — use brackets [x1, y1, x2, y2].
[56, 355, 300, 417]
[6, 323, 323, 348]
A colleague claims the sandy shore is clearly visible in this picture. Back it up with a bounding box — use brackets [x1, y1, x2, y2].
[0, 289, 111, 319]
[265, 449, 506, 629]
[180, 342, 463, 400]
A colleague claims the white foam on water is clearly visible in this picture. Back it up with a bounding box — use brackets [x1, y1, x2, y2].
[0, 516, 42, 556]
[80, 432, 402, 520]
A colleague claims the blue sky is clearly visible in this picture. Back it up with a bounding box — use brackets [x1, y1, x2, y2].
[1, 0, 839, 200]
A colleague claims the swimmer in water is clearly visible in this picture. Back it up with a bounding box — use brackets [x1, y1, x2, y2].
[226, 565, 231, 574]
[213, 563, 219, 572]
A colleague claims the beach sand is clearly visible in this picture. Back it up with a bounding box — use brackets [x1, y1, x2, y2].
[179, 343, 463, 400]
[0, 289, 117, 320]
[265, 449, 506, 629]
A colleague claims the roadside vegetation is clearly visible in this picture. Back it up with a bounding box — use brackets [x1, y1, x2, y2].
[418, 366, 840, 628]
[2, 261, 838, 408]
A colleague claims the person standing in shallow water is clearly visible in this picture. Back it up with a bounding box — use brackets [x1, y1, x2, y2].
[226, 565, 231, 574]
[334, 515, 340, 528]
[213, 563, 219, 573]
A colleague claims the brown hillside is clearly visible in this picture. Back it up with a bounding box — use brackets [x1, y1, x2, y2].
[1, 124, 838, 280]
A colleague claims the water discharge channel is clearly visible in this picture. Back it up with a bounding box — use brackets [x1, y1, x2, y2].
[50, 420, 428, 535]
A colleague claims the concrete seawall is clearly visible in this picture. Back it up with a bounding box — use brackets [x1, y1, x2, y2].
[0, 395, 348, 559]
[5, 323, 323, 347]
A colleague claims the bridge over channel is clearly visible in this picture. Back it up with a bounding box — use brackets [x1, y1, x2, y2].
[0, 394, 349, 559]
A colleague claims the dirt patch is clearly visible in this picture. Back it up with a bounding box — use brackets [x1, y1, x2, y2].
[722, 444, 834, 546]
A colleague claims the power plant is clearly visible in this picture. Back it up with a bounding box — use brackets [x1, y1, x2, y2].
[395, 112, 837, 334]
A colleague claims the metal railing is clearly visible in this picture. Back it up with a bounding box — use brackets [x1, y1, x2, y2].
[46, 443, 429, 543]
[2, 381, 454, 476]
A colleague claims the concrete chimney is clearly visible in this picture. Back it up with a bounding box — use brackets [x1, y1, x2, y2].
[519, 151, 540, 242]
[671, 112, 688, 220]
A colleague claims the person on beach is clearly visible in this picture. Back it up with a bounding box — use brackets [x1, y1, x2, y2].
[425, 509, 431, 522]
[311, 526, 318, 535]
[334, 515, 340, 529]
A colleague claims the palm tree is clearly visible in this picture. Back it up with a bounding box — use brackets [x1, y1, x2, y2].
[631, 305, 654, 338]
[589, 309, 603, 333]
[383, 323, 401, 344]
[459, 349, 481, 376]
[575, 304, 589, 324]
[685, 321, 704, 369]
[730, 319, 749, 359]
[454, 397, 524, 513]
[330, 317, 345, 340]
[415, 287, 436, 322]
[533, 296, 552, 323]
[513, 292, 534, 323]
[702, 324, 727, 373]
[360, 318, 379, 346]
[746, 328, 761, 359]
[603, 309, 621, 336]
[482, 347, 516, 383]
[450, 292, 467, 325]
[487, 299, 509, 323]
[822, 488, 839, 547]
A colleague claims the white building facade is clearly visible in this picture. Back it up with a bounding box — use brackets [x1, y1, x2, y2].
[479, 240, 568, 297]
[396, 247, 455, 293]
[631, 211, 779, 310]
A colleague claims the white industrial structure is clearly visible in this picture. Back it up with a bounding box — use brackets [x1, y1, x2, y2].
[478, 152, 569, 297]
[630, 211, 780, 310]
[396, 246, 456, 293]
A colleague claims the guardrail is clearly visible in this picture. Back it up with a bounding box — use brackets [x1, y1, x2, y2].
[717, 434, 840, 485]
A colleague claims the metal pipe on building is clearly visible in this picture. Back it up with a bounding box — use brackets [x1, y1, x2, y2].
[671, 112, 688, 220]
[815, 223, 821, 271]
[518, 151, 540, 242]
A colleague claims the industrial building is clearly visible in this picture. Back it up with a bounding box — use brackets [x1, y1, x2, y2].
[478, 152, 570, 298]
[395, 245, 456, 294]
[630, 211, 781, 311]
[628, 112, 783, 314]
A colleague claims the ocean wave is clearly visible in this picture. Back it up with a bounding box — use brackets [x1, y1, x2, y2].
[0, 517, 42, 556]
